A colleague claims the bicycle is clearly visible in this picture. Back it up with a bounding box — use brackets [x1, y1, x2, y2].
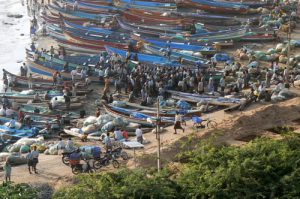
[192, 116, 217, 129]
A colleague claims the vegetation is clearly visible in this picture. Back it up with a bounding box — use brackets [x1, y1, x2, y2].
[54, 132, 300, 199]
[0, 182, 38, 199]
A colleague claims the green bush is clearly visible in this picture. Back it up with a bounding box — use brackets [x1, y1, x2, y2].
[54, 133, 300, 198]
[0, 182, 38, 199]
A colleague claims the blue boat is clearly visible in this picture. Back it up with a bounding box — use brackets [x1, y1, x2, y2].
[49, 3, 115, 20]
[120, 0, 176, 8]
[143, 38, 216, 53]
[105, 46, 181, 67]
[0, 125, 37, 139]
[63, 20, 113, 35]
[143, 44, 209, 64]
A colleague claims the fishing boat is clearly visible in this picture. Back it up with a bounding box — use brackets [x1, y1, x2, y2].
[179, 0, 251, 14]
[71, 0, 113, 6]
[167, 90, 242, 106]
[140, 37, 216, 54]
[26, 58, 101, 82]
[121, 8, 191, 25]
[103, 103, 173, 127]
[0, 116, 59, 128]
[18, 104, 82, 117]
[62, 28, 130, 50]
[63, 20, 114, 35]
[170, 12, 243, 26]
[114, 0, 177, 11]
[105, 45, 181, 66]
[63, 0, 120, 14]
[3, 69, 88, 91]
[26, 49, 98, 70]
[108, 102, 202, 117]
[143, 43, 209, 65]
[3, 69, 55, 86]
[48, 3, 116, 20]
[10, 86, 93, 96]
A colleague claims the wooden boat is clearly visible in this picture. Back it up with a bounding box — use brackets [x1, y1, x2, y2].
[105, 46, 181, 67]
[10, 86, 93, 96]
[26, 58, 102, 82]
[62, 29, 129, 50]
[72, 0, 113, 6]
[0, 116, 59, 128]
[63, 0, 120, 14]
[119, 17, 191, 34]
[131, 33, 227, 50]
[63, 20, 114, 35]
[18, 107, 80, 119]
[179, 0, 250, 14]
[140, 37, 216, 54]
[3, 69, 88, 90]
[48, 30, 106, 54]
[143, 43, 208, 65]
[103, 103, 173, 127]
[47, 26, 123, 54]
[109, 102, 202, 117]
[3, 69, 53, 85]
[169, 12, 242, 26]
[167, 90, 241, 106]
[121, 9, 191, 25]
[25, 49, 98, 69]
[241, 33, 276, 42]
[48, 3, 115, 21]
[114, 0, 177, 11]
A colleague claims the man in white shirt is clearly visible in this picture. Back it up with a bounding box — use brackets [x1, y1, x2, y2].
[135, 127, 143, 144]
[71, 69, 77, 82]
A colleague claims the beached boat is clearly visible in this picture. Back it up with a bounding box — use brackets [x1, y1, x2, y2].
[179, 0, 251, 14]
[143, 43, 208, 65]
[10, 86, 93, 96]
[103, 103, 174, 127]
[48, 3, 115, 21]
[62, 29, 129, 50]
[26, 58, 101, 82]
[167, 90, 242, 106]
[105, 46, 181, 66]
[3, 69, 88, 92]
[0, 116, 59, 128]
[63, 0, 120, 14]
[121, 8, 191, 25]
[18, 104, 81, 117]
[114, 0, 177, 11]
[108, 102, 202, 117]
[141, 37, 216, 54]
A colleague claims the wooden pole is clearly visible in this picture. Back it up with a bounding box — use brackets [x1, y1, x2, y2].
[287, 16, 291, 67]
[156, 98, 161, 172]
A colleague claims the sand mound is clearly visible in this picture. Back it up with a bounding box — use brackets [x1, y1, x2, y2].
[221, 97, 300, 140]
